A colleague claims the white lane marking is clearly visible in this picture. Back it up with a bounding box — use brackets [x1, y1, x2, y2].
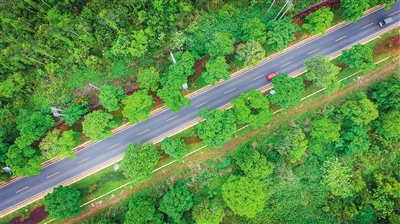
[390, 10, 399, 16]
[107, 143, 120, 150]
[16, 186, 29, 194]
[166, 115, 178, 122]
[280, 61, 292, 68]
[362, 23, 373, 29]
[137, 129, 149, 136]
[252, 75, 264, 81]
[47, 172, 59, 179]
[77, 157, 90, 164]
[224, 88, 236, 94]
[307, 48, 320, 55]
[195, 102, 208, 108]
[335, 35, 346, 42]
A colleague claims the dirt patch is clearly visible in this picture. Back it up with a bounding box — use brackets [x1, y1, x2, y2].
[373, 35, 400, 57]
[9, 206, 48, 224]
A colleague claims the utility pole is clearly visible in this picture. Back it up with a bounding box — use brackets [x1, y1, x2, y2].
[279, 0, 293, 20]
[170, 51, 176, 64]
[88, 83, 100, 90]
[267, 0, 276, 13]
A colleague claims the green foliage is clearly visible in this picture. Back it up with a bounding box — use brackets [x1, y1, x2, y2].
[159, 181, 194, 223]
[62, 104, 88, 126]
[99, 84, 125, 112]
[129, 30, 149, 58]
[44, 186, 81, 220]
[340, 125, 371, 155]
[232, 88, 272, 128]
[222, 175, 265, 218]
[124, 190, 163, 224]
[266, 17, 299, 52]
[376, 111, 400, 140]
[214, 157, 233, 171]
[321, 159, 354, 198]
[241, 17, 266, 44]
[269, 74, 305, 110]
[340, 93, 379, 126]
[161, 137, 187, 162]
[122, 90, 154, 124]
[82, 110, 117, 141]
[39, 130, 75, 160]
[311, 117, 341, 144]
[234, 144, 274, 178]
[206, 32, 234, 58]
[6, 144, 43, 177]
[340, 43, 375, 73]
[137, 67, 160, 92]
[272, 127, 308, 164]
[203, 56, 230, 86]
[340, 0, 368, 23]
[192, 198, 225, 224]
[370, 77, 400, 111]
[197, 109, 236, 148]
[0, 72, 25, 98]
[304, 55, 340, 93]
[236, 41, 266, 68]
[120, 142, 160, 184]
[371, 188, 394, 218]
[303, 7, 334, 35]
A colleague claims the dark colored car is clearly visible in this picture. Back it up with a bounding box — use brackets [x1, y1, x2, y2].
[266, 71, 279, 81]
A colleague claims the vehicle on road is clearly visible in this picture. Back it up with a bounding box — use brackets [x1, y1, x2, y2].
[378, 17, 393, 27]
[266, 71, 279, 81]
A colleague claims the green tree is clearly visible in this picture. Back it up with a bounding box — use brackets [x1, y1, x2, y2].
[61, 104, 88, 126]
[370, 77, 400, 111]
[120, 142, 160, 184]
[234, 144, 274, 179]
[321, 159, 354, 198]
[266, 17, 300, 52]
[241, 17, 266, 44]
[39, 130, 76, 160]
[340, 43, 375, 73]
[303, 7, 334, 35]
[371, 188, 394, 218]
[340, 93, 379, 126]
[310, 117, 341, 144]
[159, 181, 194, 223]
[236, 41, 266, 68]
[268, 74, 305, 110]
[206, 32, 234, 58]
[304, 55, 340, 93]
[340, 125, 371, 155]
[192, 198, 225, 224]
[44, 186, 81, 220]
[203, 56, 230, 86]
[6, 144, 43, 177]
[122, 90, 154, 124]
[232, 89, 273, 128]
[82, 110, 117, 141]
[197, 109, 236, 148]
[272, 128, 308, 163]
[129, 29, 148, 58]
[99, 84, 125, 112]
[376, 111, 400, 140]
[124, 190, 163, 224]
[340, 0, 368, 23]
[161, 137, 187, 162]
[222, 175, 265, 218]
[137, 67, 160, 91]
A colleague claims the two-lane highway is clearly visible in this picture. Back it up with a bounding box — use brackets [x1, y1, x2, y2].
[1, 3, 399, 217]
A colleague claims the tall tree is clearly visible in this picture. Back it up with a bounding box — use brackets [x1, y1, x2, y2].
[232, 89, 273, 128]
[340, 43, 375, 74]
[82, 110, 117, 141]
[370, 77, 400, 111]
[197, 109, 236, 148]
[236, 41, 266, 68]
[120, 142, 160, 184]
[241, 17, 267, 44]
[39, 129, 76, 160]
[304, 55, 340, 93]
[321, 159, 354, 198]
[129, 29, 149, 58]
[266, 17, 299, 52]
[44, 186, 81, 220]
[122, 90, 154, 124]
[192, 198, 225, 224]
[310, 117, 341, 144]
[272, 127, 308, 164]
[124, 190, 163, 224]
[6, 144, 43, 177]
[202, 56, 230, 86]
[303, 7, 334, 35]
[268, 74, 305, 110]
[234, 144, 274, 179]
[159, 181, 194, 223]
[99, 84, 125, 112]
[340, 93, 378, 126]
[222, 175, 265, 218]
[206, 32, 234, 58]
[137, 67, 160, 92]
[376, 111, 400, 140]
[161, 137, 187, 162]
[61, 103, 88, 126]
[340, 0, 368, 23]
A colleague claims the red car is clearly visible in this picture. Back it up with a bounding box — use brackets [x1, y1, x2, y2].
[266, 71, 279, 81]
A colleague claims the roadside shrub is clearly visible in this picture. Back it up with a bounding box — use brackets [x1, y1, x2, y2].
[214, 157, 232, 171]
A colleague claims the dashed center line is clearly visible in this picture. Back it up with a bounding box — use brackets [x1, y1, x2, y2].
[390, 10, 399, 16]
[280, 61, 292, 68]
[16, 186, 29, 194]
[252, 75, 264, 81]
[47, 172, 59, 179]
[77, 157, 90, 164]
[166, 115, 179, 122]
[195, 102, 208, 108]
[307, 48, 319, 55]
[224, 88, 236, 94]
[362, 23, 373, 29]
[335, 35, 346, 42]
[137, 129, 149, 136]
[107, 143, 119, 150]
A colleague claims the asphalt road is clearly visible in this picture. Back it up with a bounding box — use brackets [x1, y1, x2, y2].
[1, 3, 399, 216]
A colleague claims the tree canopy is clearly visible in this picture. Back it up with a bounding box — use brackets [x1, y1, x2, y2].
[44, 186, 81, 220]
[266, 17, 299, 52]
[82, 110, 117, 141]
[340, 92, 379, 126]
[159, 181, 194, 223]
[303, 7, 334, 35]
[340, 0, 368, 23]
[268, 74, 305, 110]
[122, 90, 154, 124]
[234, 144, 274, 179]
[206, 32, 234, 58]
[137, 67, 161, 92]
[340, 43, 375, 74]
[203, 56, 230, 86]
[192, 198, 225, 224]
[124, 190, 163, 224]
[61, 103, 88, 126]
[304, 55, 340, 93]
[370, 77, 400, 111]
[241, 17, 267, 44]
[236, 41, 266, 68]
[99, 85, 125, 112]
[161, 137, 187, 162]
[39, 129, 76, 160]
